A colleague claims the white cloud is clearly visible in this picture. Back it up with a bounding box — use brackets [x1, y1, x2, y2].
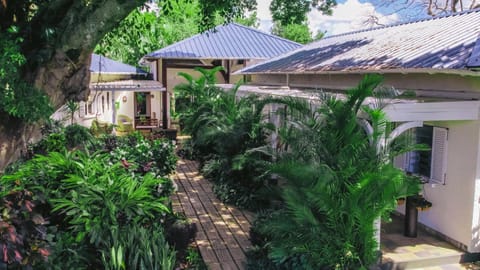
[255, 0, 399, 36]
[308, 0, 399, 36]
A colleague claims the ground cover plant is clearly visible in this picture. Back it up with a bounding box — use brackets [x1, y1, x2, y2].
[0, 126, 190, 269]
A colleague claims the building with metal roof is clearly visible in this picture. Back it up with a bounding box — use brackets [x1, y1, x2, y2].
[91, 53, 148, 75]
[240, 9, 480, 75]
[142, 23, 301, 129]
[52, 54, 165, 134]
[142, 23, 301, 61]
[230, 9, 480, 255]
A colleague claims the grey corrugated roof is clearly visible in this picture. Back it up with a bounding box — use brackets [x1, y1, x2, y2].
[90, 54, 148, 75]
[143, 23, 301, 60]
[240, 9, 480, 74]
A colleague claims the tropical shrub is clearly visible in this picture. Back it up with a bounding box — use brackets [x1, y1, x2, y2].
[110, 132, 177, 177]
[90, 119, 114, 137]
[175, 71, 280, 210]
[251, 75, 422, 269]
[64, 124, 94, 148]
[31, 132, 67, 155]
[101, 223, 176, 270]
[1, 145, 179, 269]
[0, 189, 51, 269]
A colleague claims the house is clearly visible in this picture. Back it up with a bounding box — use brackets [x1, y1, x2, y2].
[141, 23, 301, 129]
[58, 54, 166, 134]
[233, 10, 480, 252]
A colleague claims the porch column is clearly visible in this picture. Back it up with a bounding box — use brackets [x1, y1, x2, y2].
[161, 59, 168, 129]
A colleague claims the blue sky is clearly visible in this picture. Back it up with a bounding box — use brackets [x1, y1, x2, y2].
[256, 0, 429, 36]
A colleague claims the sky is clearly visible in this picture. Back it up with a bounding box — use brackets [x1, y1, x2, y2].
[256, 0, 426, 36]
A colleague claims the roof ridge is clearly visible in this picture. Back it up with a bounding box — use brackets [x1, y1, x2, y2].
[146, 22, 301, 58]
[322, 8, 480, 40]
[229, 22, 301, 46]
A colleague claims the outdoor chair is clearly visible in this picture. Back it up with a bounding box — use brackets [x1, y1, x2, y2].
[116, 114, 134, 136]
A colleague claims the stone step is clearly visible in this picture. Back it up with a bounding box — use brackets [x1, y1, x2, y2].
[411, 262, 480, 270]
[382, 247, 464, 269]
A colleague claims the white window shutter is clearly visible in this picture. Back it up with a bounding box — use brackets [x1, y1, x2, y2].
[393, 153, 407, 170]
[430, 127, 448, 184]
[79, 101, 85, 118]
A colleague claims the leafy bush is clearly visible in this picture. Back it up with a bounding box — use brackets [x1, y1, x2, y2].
[64, 124, 94, 148]
[175, 70, 283, 210]
[31, 133, 67, 155]
[110, 133, 177, 177]
[251, 75, 422, 269]
[101, 223, 176, 270]
[0, 189, 51, 269]
[1, 148, 179, 269]
[90, 119, 114, 137]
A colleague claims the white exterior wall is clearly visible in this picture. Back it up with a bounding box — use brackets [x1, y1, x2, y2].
[114, 91, 135, 123]
[418, 120, 480, 251]
[393, 120, 480, 251]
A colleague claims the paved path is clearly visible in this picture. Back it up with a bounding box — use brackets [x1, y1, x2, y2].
[172, 159, 254, 270]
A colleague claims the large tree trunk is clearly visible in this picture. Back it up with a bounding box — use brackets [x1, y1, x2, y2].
[0, 0, 146, 171]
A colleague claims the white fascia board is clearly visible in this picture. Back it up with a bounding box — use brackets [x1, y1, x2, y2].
[383, 101, 480, 122]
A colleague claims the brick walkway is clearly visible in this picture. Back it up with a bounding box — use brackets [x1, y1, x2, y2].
[172, 159, 254, 270]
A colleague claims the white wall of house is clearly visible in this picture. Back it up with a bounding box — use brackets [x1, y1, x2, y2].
[407, 120, 480, 252]
[114, 91, 135, 122]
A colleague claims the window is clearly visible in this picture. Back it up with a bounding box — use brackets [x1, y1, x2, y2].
[88, 101, 94, 115]
[394, 126, 448, 184]
[107, 92, 110, 110]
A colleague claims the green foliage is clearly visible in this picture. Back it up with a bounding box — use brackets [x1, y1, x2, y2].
[51, 162, 170, 247]
[61, 100, 79, 125]
[0, 28, 52, 121]
[101, 223, 176, 270]
[64, 124, 94, 148]
[184, 246, 209, 270]
[272, 23, 313, 44]
[110, 133, 177, 177]
[253, 75, 422, 269]
[0, 189, 51, 269]
[90, 119, 114, 137]
[31, 133, 67, 155]
[270, 0, 336, 25]
[234, 11, 260, 27]
[95, 0, 202, 67]
[1, 148, 177, 269]
[175, 69, 286, 210]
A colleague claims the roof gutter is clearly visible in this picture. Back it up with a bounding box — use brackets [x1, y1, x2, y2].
[237, 68, 480, 77]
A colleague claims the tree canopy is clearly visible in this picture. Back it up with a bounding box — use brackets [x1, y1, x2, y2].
[269, 0, 336, 44]
[0, 0, 257, 169]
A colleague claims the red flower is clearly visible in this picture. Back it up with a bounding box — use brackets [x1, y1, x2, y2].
[38, 248, 50, 258]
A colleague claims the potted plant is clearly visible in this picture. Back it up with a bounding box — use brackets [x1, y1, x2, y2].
[410, 194, 432, 211]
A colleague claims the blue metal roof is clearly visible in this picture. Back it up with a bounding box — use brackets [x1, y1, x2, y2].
[240, 9, 480, 74]
[144, 23, 301, 60]
[90, 54, 147, 75]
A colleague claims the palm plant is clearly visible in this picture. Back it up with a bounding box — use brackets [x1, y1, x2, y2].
[174, 66, 225, 133]
[175, 68, 289, 209]
[258, 75, 421, 269]
[62, 99, 79, 125]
